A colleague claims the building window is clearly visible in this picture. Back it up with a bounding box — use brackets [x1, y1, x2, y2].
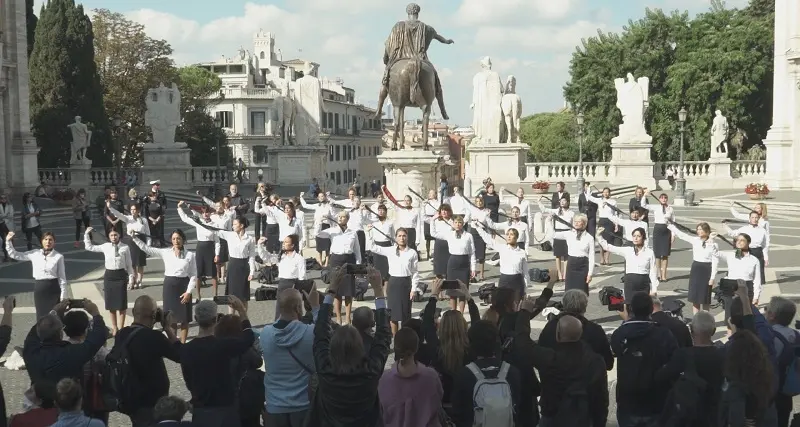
[322, 113, 327, 129]
[352, 170, 357, 183]
[335, 171, 341, 185]
[335, 145, 340, 161]
[376, 146, 381, 155]
[329, 145, 334, 161]
[252, 146, 269, 164]
[358, 146, 361, 157]
[279, 68, 285, 78]
[346, 145, 351, 160]
[250, 111, 266, 135]
[330, 172, 335, 182]
[327, 112, 333, 128]
[229, 65, 244, 74]
[344, 170, 350, 183]
[215, 111, 233, 128]
[334, 113, 340, 131]
[260, 51, 265, 59]
[352, 116, 357, 132]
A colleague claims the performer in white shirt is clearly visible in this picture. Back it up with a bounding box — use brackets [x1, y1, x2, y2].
[84, 227, 134, 335]
[204, 197, 235, 282]
[369, 227, 419, 334]
[467, 197, 494, 281]
[422, 190, 441, 260]
[347, 197, 370, 261]
[5, 231, 67, 319]
[426, 203, 453, 280]
[722, 211, 769, 285]
[585, 187, 619, 266]
[539, 197, 574, 281]
[714, 232, 762, 318]
[497, 206, 529, 250]
[730, 201, 770, 234]
[216, 215, 257, 308]
[176, 204, 221, 299]
[649, 193, 675, 281]
[502, 187, 530, 224]
[367, 204, 394, 287]
[258, 200, 305, 250]
[329, 187, 358, 212]
[131, 228, 197, 342]
[255, 194, 283, 254]
[597, 226, 659, 301]
[447, 186, 472, 228]
[300, 191, 334, 266]
[668, 222, 718, 312]
[370, 193, 393, 218]
[553, 214, 595, 293]
[429, 213, 476, 312]
[385, 193, 420, 252]
[257, 234, 307, 321]
[317, 211, 363, 324]
[609, 207, 649, 247]
[474, 223, 529, 300]
[107, 201, 151, 289]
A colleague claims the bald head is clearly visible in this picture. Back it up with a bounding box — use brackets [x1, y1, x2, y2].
[556, 315, 583, 343]
[133, 295, 156, 318]
[278, 288, 303, 318]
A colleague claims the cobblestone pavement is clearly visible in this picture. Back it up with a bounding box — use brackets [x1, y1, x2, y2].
[1, 200, 799, 426]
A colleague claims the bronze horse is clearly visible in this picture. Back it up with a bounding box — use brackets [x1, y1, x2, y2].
[388, 57, 436, 151]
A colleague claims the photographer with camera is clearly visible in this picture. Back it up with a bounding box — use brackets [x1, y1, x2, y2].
[650, 297, 693, 348]
[113, 295, 181, 427]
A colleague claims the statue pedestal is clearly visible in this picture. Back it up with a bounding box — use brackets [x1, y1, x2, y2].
[140, 143, 192, 189]
[377, 149, 442, 206]
[274, 146, 328, 185]
[609, 140, 655, 187]
[466, 142, 528, 187]
[9, 134, 40, 191]
[69, 162, 93, 190]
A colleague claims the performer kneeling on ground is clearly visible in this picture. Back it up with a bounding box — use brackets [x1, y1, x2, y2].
[257, 234, 306, 321]
[368, 227, 419, 335]
[176, 203, 221, 300]
[538, 197, 574, 281]
[668, 221, 718, 313]
[84, 227, 134, 335]
[317, 211, 362, 324]
[5, 231, 68, 319]
[473, 223, 528, 301]
[131, 229, 197, 343]
[553, 214, 595, 294]
[429, 214, 475, 312]
[597, 226, 658, 301]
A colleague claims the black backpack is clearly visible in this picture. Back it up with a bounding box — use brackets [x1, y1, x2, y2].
[103, 326, 145, 413]
[616, 323, 660, 395]
[551, 365, 593, 427]
[659, 349, 707, 427]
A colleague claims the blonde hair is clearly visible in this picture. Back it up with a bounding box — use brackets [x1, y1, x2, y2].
[756, 203, 768, 219]
[482, 307, 500, 326]
[438, 310, 469, 374]
[128, 188, 137, 199]
[573, 213, 588, 228]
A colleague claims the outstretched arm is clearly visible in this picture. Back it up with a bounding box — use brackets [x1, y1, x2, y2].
[433, 33, 454, 45]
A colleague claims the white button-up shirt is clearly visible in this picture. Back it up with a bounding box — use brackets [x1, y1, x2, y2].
[429, 226, 476, 273]
[177, 209, 220, 255]
[258, 206, 305, 248]
[475, 226, 529, 287]
[368, 220, 394, 245]
[319, 226, 363, 264]
[715, 251, 762, 300]
[725, 224, 769, 261]
[301, 199, 333, 236]
[610, 217, 650, 246]
[370, 245, 420, 291]
[256, 249, 307, 280]
[6, 242, 68, 298]
[651, 204, 675, 225]
[346, 209, 369, 232]
[210, 210, 233, 230]
[394, 207, 419, 229]
[133, 240, 198, 294]
[668, 224, 719, 278]
[730, 207, 771, 235]
[585, 192, 618, 219]
[423, 199, 441, 218]
[447, 195, 472, 223]
[24, 203, 40, 229]
[496, 219, 529, 244]
[553, 229, 596, 277]
[83, 233, 134, 283]
[598, 238, 659, 293]
[508, 197, 530, 218]
[219, 231, 257, 276]
[108, 206, 151, 245]
[539, 201, 575, 234]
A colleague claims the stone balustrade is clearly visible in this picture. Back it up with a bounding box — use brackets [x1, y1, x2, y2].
[522, 162, 611, 182]
[731, 160, 767, 178]
[213, 87, 281, 99]
[38, 168, 142, 188]
[38, 169, 70, 186]
[190, 167, 278, 186]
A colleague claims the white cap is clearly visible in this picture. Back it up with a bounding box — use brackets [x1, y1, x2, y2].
[149, 180, 161, 185]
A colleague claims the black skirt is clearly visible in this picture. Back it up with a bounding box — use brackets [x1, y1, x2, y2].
[265, 223, 280, 254]
[586, 215, 597, 237]
[124, 235, 147, 268]
[598, 218, 616, 243]
[371, 241, 392, 280]
[34, 279, 61, 319]
[688, 261, 713, 304]
[470, 228, 487, 263]
[433, 239, 449, 277]
[387, 276, 412, 323]
[553, 239, 568, 259]
[195, 241, 217, 278]
[424, 222, 435, 241]
[405, 228, 418, 250]
[652, 224, 672, 258]
[356, 230, 366, 258]
[498, 273, 525, 300]
[623, 273, 651, 302]
[720, 278, 754, 319]
[329, 253, 356, 297]
[226, 257, 251, 301]
[163, 276, 192, 324]
[315, 223, 331, 254]
[103, 269, 129, 311]
[750, 247, 766, 284]
[445, 254, 471, 298]
[565, 256, 589, 294]
[217, 239, 230, 263]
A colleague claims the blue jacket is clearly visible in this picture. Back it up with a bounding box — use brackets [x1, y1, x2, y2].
[260, 308, 319, 414]
[50, 411, 105, 427]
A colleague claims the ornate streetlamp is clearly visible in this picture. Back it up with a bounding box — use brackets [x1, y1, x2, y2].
[676, 107, 687, 197]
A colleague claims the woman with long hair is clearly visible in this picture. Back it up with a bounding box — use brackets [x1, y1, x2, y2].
[218, 216, 256, 309]
[257, 233, 306, 321]
[258, 200, 305, 250]
[4, 230, 67, 318]
[539, 196, 574, 281]
[481, 183, 500, 222]
[668, 221, 718, 313]
[107, 201, 152, 290]
[429, 214, 476, 312]
[722, 211, 769, 286]
[378, 327, 443, 427]
[598, 227, 659, 301]
[300, 190, 334, 265]
[72, 189, 91, 248]
[474, 225, 528, 301]
[253, 182, 268, 238]
[585, 187, 619, 265]
[366, 204, 394, 292]
[422, 190, 441, 260]
[386, 194, 420, 253]
[131, 228, 196, 342]
[553, 214, 595, 293]
[317, 211, 363, 324]
[650, 192, 675, 281]
[368, 227, 419, 335]
[83, 227, 133, 335]
[714, 233, 762, 315]
[175, 202, 220, 300]
[467, 197, 492, 281]
[21, 193, 43, 250]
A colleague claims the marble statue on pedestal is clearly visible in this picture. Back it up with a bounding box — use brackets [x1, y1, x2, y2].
[613, 73, 651, 143]
[144, 83, 181, 145]
[471, 56, 503, 144]
[293, 62, 325, 145]
[275, 78, 296, 145]
[710, 110, 729, 158]
[500, 75, 522, 144]
[68, 116, 91, 164]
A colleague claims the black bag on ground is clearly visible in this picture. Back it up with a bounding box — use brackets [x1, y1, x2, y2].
[305, 257, 322, 270]
[320, 268, 331, 284]
[540, 241, 553, 251]
[477, 283, 496, 304]
[254, 286, 277, 301]
[257, 264, 279, 284]
[529, 268, 551, 283]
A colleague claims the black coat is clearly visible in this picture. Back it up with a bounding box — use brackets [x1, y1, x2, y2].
[551, 192, 570, 209]
[538, 312, 614, 371]
[0, 325, 10, 427]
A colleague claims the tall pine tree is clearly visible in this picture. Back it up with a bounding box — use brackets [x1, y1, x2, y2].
[25, 0, 37, 58]
[29, 0, 111, 168]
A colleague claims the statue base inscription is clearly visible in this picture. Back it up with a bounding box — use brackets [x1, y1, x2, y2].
[377, 150, 442, 208]
[140, 142, 192, 189]
[609, 140, 655, 187]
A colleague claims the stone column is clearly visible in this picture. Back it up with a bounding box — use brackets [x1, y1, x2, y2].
[376, 150, 441, 209]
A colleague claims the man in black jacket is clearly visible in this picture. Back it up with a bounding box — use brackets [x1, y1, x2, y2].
[115, 296, 181, 427]
[577, 182, 598, 237]
[550, 181, 569, 209]
[149, 396, 193, 426]
[538, 289, 614, 370]
[0, 296, 15, 427]
[227, 184, 250, 217]
[650, 297, 692, 348]
[611, 292, 678, 427]
[23, 299, 107, 391]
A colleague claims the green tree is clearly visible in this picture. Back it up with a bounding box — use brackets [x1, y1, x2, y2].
[26, 0, 38, 58]
[176, 66, 229, 166]
[519, 110, 580, 163]
[29, 0, 111, 168]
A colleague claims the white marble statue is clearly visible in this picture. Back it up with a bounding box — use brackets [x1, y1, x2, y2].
[470, 57, 504, 144]
[274, 78, 296, 145]
[293, 62, 326, 145]
[144, 83, 181, 145]
[500, 75, 522, 144]
[710, 109, 729, 158]
[613, 73, 652, 143]
[68, 116, 91, 164]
